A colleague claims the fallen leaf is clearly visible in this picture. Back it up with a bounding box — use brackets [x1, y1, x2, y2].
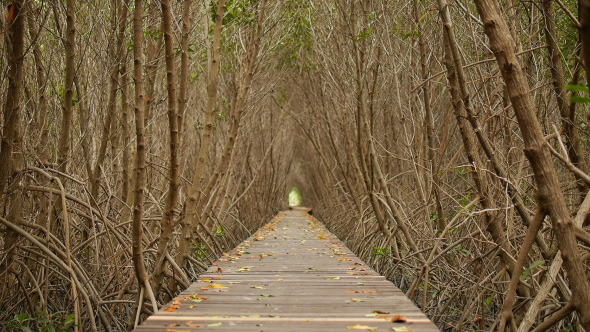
[208, 283, 227, 289]
[317, 235, 327, 239]
[207, 322, 222, 327]
[201, 279, 211, 283]
[260, 294, 275, 297]
[329, 277, 341, 280]
[166, 323, 180, 327]
[391, 315, 407, 323]
[365, 313, 378, 318]
[347, 324, 377, 331]
[185, 321, 205, 327]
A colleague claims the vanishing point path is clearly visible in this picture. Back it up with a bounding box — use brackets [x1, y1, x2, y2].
[135, 208, 439, 331]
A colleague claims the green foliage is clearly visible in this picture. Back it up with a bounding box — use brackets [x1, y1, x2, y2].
[566, 84, 590, 104]
[216, 110, 228, 121]
[429, 212, 439, 222]
[273, 0, 315, 71]
[143, 29, 162, 41]
[448, 244, 472, 257]
[213, 225, 225, 238]
[452, 167, 468, 179]
[1, 311, 76, 332]
[210, 0, 256, 26]
[484, 296, 493, 312]
[370, 246, 391, 257]
[190, 242, 211, 262]
[458, 193, 475, 211]
[520, 260, 544, 282]
[355, 28, 373, 43]
[553, 0, 578, 62]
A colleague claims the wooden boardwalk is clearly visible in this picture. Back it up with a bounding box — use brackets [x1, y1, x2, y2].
[135, 208, 439, 331]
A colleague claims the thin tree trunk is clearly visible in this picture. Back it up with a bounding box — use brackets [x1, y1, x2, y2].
[176, 0, 227, 270]
[414, 0, 445, 230]
[152, 0, 182, 295]
[131, 0, 157, 320]
[0, 0, 26, 289]
[580, 0, 590, 90]
[58, 0, 76, 173]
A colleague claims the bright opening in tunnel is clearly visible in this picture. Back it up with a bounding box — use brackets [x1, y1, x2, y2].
[288, 186, 302, 206]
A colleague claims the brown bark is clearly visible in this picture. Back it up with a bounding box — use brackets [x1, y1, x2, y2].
[152, 0, 182, 295]
[437, 0, 517, 277]
[580, 0, 590, 89]
[117, 0, 131, 206]
[197, 2, 268, 217]
[0, 0, 26, 281]
[58, 0, 76, 173]
[176, 0, 227, 269]
[474, 0, 590, 329]
[131, 0, 157, 319]
[414, 0, 445, 231]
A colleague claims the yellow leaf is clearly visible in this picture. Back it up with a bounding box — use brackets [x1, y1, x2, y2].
[208, 283, 227, 289]
[347, 324, 377, 331]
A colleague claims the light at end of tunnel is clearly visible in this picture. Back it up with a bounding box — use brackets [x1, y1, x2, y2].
[288, 186, 302, 207]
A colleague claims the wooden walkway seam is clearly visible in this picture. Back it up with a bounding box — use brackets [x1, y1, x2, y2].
[134, 208, 439, 331]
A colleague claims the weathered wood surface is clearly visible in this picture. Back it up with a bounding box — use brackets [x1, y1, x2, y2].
[135, 208, 439, 331]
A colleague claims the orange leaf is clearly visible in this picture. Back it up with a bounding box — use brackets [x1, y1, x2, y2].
[392, 315, 407, 323]
[6, 4, 14, 24]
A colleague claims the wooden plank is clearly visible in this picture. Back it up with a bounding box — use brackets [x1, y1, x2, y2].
[134, 208, 439, 331]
